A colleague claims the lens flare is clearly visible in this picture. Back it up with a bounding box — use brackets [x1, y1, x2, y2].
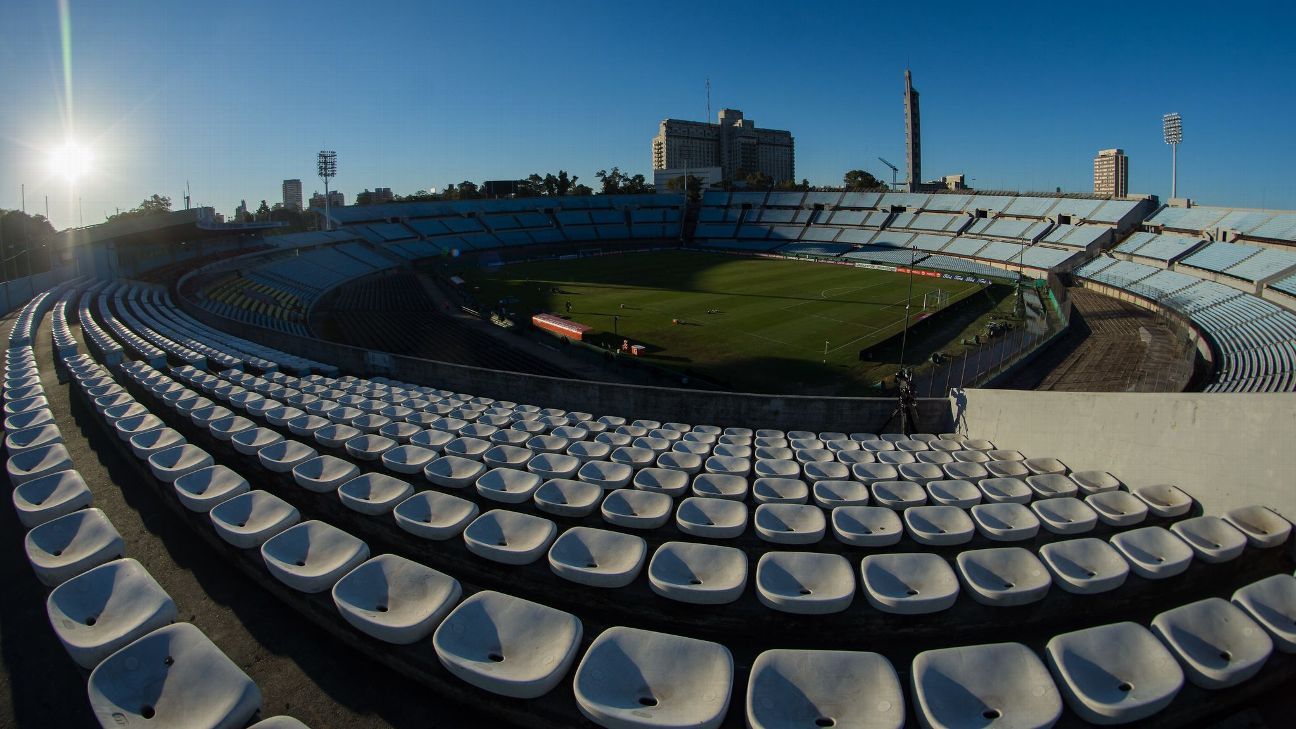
[49, 141, 94, 182]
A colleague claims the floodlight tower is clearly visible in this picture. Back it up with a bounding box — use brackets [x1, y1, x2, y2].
[1162, 113, 1182, 199]
[317, 150, 337, 231]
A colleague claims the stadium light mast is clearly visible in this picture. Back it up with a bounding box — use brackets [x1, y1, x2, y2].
[1162, 113, 1182, 199]
[318, 150, 337, 231]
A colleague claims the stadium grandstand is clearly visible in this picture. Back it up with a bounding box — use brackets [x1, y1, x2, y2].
[2, 188, 1295, 729]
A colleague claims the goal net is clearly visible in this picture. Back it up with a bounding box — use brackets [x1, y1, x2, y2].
[922, 289, 949, 311]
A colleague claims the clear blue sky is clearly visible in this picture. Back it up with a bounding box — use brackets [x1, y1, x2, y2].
[2, 0, 1295, 229]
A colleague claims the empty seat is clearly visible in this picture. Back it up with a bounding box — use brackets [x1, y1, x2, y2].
[675, 497, 747, 539]
[6, 423, 62, 454]
[1026, 473, 1078, 499]
[1086, 490, 1148, 527]
[174, 465, 249, 513]
[1070, 470, 1121, 495]
[335, 472, 410, 515]
[955, 547, 1051, 606]
[129, 428, 187, 461]
[985, 459, 1030, 479]
[424, 455, 487, 489]
[1031, 497, 1099, 535]
[548, 526, 647, 588]
[911, 642, 1062, 729]
[463, 510, 558, 565]
[875, 451, 915, 465]
[7, 443, 74, 486]
[25, 507, 124, 586]
[209, 490, 301, 549]
[871, 481, 926, 509]
[1231, 574, 1296, 653]
[209, 415, 256, 442]
[859, 552, 959, 615]
[753, 477, 809, 505]
[802, 460, 849, 484]
[1224, 505, 1292, 548]
[1045, 621, 1184, 724]
[314, 423, 361, 449]
[1132, 484, 1192, 517]
[1025, 457, 1067, 475]
[852, 462, 899, 485]
[602, 489, 672, 529]
[655, 451, 702, 475]
[476, 467, 542, 504]
[434, 590, 581, 699]
[1039, 537, 1130, 595]
[898, 462, 944, 486]
[756, 551, 854, 615]
[12, 469, 92, 528]
[378, 421, 421, 443]
[569, 440, 613, 463]
[904, 505, 975, 546]
[526, 452, 581, 481]
[927, 479, 981, 508]
[1170, 515, 1248, 563]
[1111, 527, 1194, 580]
[746, 650, 904, 729]
[970, 502, 1040, 542]
[393, 490, 477, 540]
[331, 553, 461, 644]
[533, 478, 603, 518]
[291, 455, 359, 493]
[832, 506, 903, 547]
[812, 480, 869, 509]
[261, 520, 369, 593]
[578, 460, 634, 490]
[87, 623, 261, 729]
[648, 541, 747, 605]
[482, 444, 532, 470]
[633, 467, 689, 497]
[692, 473, 747, 501]
[978, 477, 1032, 504]
[1152, 597, 1273, 689]
[574, 626, 733, 729]
[344, 434, 396, 461]
[755, 503, 826, 545]
[46, 557, 178, 669]
[705, 455, 751, 477]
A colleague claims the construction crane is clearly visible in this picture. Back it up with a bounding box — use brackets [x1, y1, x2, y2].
[878, 157, 899, 190]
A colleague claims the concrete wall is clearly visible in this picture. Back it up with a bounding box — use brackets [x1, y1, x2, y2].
[953, 388, 1296, 519]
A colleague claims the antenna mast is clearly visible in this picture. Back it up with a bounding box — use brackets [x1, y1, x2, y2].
[706, 77, 711, 121]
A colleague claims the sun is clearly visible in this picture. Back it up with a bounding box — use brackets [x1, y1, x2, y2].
[48, 140, 94, 182]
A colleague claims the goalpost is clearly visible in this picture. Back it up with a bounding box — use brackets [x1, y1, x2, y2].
[922, 288, 949, 312]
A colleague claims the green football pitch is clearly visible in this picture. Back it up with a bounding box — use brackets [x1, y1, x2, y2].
[456, 250, 992, 393]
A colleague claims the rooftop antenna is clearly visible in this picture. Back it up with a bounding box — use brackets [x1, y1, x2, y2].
[878, 157, 899, 190]
[706, 77, 711, 122]
[184, 181, 191, 210]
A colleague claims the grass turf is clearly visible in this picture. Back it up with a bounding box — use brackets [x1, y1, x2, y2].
[455, 250, 998, 394]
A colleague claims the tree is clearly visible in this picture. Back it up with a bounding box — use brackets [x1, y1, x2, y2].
[665, 174, 705, 202]
[621, 173, 653, 195]
[545, 170, 578, 196]
[255, 200, 271, 221]
[106, 194, 172, 223]
[595, 167, 626, 195]
[456, 181, 480, 199]
[742, 171, 772, 189]
[843, 169, 888, 191]
[570, 183, 594, 196]
[0, 210, 58, 281]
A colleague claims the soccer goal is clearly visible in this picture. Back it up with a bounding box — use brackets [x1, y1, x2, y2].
[922, 289, 949, 311]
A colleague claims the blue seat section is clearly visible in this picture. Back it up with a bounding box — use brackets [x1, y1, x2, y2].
[801, 226, 842, 243]
[1148, 206, 1231, 233]
[1116, 233, 1202, 261]
[1223, 246, 1296, 283]
[1042, 224, 1107, 248]
[942, 238, 991, 257]
[1047, 198, 1106, 221]
[1003, 196, 1058, 218]
[1246, 214, 1296, 243]
[1088, 200, 1139, 224]
[924, 195, 974, 213]
[868, 231, 915, 248]
[919, 255, 1015, 279]
[909, 234, 955, 252]
[1017, 246, 1078, 270]
[842, 247, 928, 267]
[698, 239, 784, 252]
[1271, 273, 1296, 297]
[1180, 242, 1262, 275]
[364, 223, 414, 242]
[777, 242, 852, 258]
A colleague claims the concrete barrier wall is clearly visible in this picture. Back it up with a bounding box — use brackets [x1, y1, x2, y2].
[953, 388, 1296, 518]
[177, 294, 953, 433]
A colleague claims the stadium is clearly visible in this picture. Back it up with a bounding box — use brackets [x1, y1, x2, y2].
[4, 6, 1296, 729]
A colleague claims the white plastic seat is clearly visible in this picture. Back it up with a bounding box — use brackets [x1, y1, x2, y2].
[209, 490, 301, 549]
[527, 452, 581, 480]
[755, 503, 826, 545]
[1031, 497, 1099, 535]
[1152, 597, 1274, 689]
[801, 460, 849, 484]
[1111, 526, 1194, 580]
[87, 623, 261, 729]
[434, 590, 582, 698]
[1224, 505, 1292, 548]
[812, 480, 869, 508]
[597, 432, 633, 448]
[1232, 574, 1296, 653]
[753, 477, 809, 505]
[911, 642, 1061, 729]
[344, 434, 396, 461]
[648, 541, 747, 605]
[191, 405, 234, 429]
[569, 440, 613, 462]
[832, 506, 903, 547]
[12, 469, 93, 528]
[127, 427, 185, 461]
[612, 445, 657, 470]
[1038, 538, 1130, 595]
[904, 505, 975, 546]
[970, 502, 1040, 542]
[638, 436, 676, 455]
[349, 413, 392, 434]
[1025, 457, 1067, 475]
[860, 552, 959, 614]
[756, 447, 794, 461]
[1045, 621, 1184, 725]
[578, 459, 634, 490]
[859, 439, 895, 452]
[875, 451, 915, 465]
[756, 551, 854, 615]
[898, 462, 943, 486]
[851, 462, 899, 485]
[209, 415, 256, 442]
[704, 454, 751, 477]
[331, 553, 461, 644]
[548, 526, 647, 588]
[174, 465, 249, 513]
[231, 426, 283, 456]
[1170, 516, 1248, 563]
[261, 520, 369, 593]
[25, 508, 125, 586]
[871, 480, 926, 509]
[746, 649, 904, 729]
[1086, 490, 1148, 527]
[1132, 484, 1193, 518]
[6, 423, 63, 454]
[444, 436, 491, 461]
[424, 455, 487, 489]
[1069, 470, 1121, 495]
[381, 444, 437, 475]
[924, 479, 980, 508]
[409, 427, 454, 452]
[289, 454, 357, 493]
[4, 408, 55, 433]
[148, 444, 213, 484]
[1026, 473, 1078, 499]
[46, 557, 178, 669]
[574, 626, 733, 729]
[973, 476, 1030, 504]
[655, 451, 702, 475]
[285, 414, 330, 438]
[633, 467, 689, 496]
[602, 489, 672, 529]
[476, 467, 542, 504]
[393, 490, 477, 539]
[915, 450, 954, 465]
[5, 394, 48, 416]
[310, 423, 358, 449]
[942, 461, 989, 483]
[835, 450, 874, 466]
[463, 510, 558, 565]
[753, 458, 801, 479]
[533, 478, 603, 518]
[334, 472, 410, 515]
[483, 444, 532, 470]
[692, 473, 747, 501]
[7, 443, 74, 486]
[675, 497, 747, 539]
[985, 459, 1030, 479]
[955, 547, 1051, 606]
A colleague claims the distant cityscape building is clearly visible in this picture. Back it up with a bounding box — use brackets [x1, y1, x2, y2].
[652, 109, 794, 183]
[1093, 148, 1129, 197]
[355, 187, 394, 205]
[904, 69, 922, 192]
[309, 190, 345, 208]
[652, 167, 723, 194]
[234, 199, 249, 222]
[941, 174, 968, 191]
[281, 179, 303, 211]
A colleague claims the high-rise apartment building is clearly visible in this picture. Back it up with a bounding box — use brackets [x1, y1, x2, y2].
[904, 69, 921, 192]
[281, 179, 303, 210]
[1093, 148, 1129, 197]
[309, 190, 345, 208]
[651, 109, 794, 183]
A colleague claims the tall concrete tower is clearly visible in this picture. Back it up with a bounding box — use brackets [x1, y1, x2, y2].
[904, 69, 922, 192]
